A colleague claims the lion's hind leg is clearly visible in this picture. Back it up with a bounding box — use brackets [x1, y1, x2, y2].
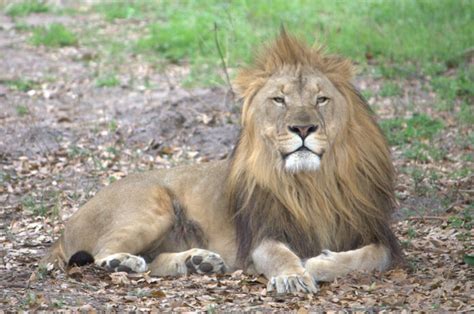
[69, 186, 176, 273]
[149, 248, 228, 276]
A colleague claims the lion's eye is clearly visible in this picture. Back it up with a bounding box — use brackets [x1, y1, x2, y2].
[272, 97, 285, 106]
[316, 96, 329, 106]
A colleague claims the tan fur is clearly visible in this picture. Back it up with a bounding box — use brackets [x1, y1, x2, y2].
[42, 31, 402, 294]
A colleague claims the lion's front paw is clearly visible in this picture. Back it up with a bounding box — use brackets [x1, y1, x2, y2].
[267, 272, 318, 294]
[185, 249, 227, 275]
[97, 253, 148, 273]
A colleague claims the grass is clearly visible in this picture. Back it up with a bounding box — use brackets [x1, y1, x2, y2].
[95, 73, 120, 87]
[80, 1, 473, 86]
[432, 65, 474, 110]
[380, 114, 444, 146]
[31, 23, 77, 47]
[21, 192, 61, 217]
[129, 0, 472, 80]
[94, 2, 148, 21]
[4, 0, 49, 17]
[380, 82, 402, 97]
[380, 114, 445, 162]
[16, 105, 29, 116]
[3, 78, 38, 92]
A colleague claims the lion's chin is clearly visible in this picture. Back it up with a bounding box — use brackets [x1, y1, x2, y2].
[284, 150, 321, 173]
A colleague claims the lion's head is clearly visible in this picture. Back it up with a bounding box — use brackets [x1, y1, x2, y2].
[228, 31, 402, 266]
[236, 53, 350, 174]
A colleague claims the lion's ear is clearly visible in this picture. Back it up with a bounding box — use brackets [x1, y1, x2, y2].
[233, 68, 266, 100]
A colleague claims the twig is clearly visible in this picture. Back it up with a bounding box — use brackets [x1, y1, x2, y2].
[408, 216, 447, 221]
[213, 22, 234, 97]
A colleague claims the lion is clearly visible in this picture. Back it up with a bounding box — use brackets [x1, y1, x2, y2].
[42, 31, 402, 294]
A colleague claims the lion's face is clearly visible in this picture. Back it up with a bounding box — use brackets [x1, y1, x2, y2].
[247, 68, 348, 173]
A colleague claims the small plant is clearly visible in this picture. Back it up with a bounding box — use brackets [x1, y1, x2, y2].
[16, 105, 30, 117]
[5, 79, 37, 92]
[458, 101, 474, 125]
[96, 74, 120, 87]
[407, 226, 417, 239]
[31, 23, 77, 47]
[380, 82, 402, 97]
[22, 196, 48, 216]
[5, 0, 49, 17]
[432, 65, 474, 111]
[360, 90, 373, 101]
[95, 3, 142, 21]
[36, 264, 49, 280]
[21, 192, 61, 217]
[448, 209, 472, 230]
[67, 145, 90, 159]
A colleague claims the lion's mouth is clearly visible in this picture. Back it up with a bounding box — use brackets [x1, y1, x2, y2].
[283, 146, 324, 159]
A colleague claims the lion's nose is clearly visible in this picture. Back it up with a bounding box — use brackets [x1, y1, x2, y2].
[288, 124, 318, 139]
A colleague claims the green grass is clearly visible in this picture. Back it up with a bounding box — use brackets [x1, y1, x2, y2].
[94, 2, 149, 21]
[95, 73, 120, 87]
[3, 78, 37, 92]
[31, 23, 77, 47]
[80, 1, 473, 85]
[380, 114, 445, 162]
[380, 82, 402, 97]
[16, 105, 29, 116]
[431, 65, 474, 111]
[380, 114, 444, 146]
[4, 0, 49, 17]
[127, 0, 473, 80]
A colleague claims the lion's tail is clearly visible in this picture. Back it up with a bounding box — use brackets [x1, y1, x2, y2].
[40, 235, 94, 268]
[67, 251, 94, 266]
[40, 235, 67, 268]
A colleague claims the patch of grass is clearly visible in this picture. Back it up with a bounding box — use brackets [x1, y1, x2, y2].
[376, 63, 418, 79]
[108, 120, 118, 132]
[360, 90, 373, 100]
[94, 2, 148, 21]
[67, 145, 91, 159]
[128, 0, 472, 84]
[381, 114, 445, 162]
[449, 209, 472, 230]
[458, 101, 474, 125]
[403, 142, 446, 163]
[432, 66, 474, 111]
[22, 195, 49, 216]
[31, 23, 77, 47]
[407, 225, 417, 239]
[15, 105, 29, 116]
[95, 73, 120, 87]
[4, 0, 49, 17]
[25, 192, 61, 217]
[380, 81, 402, 97]
[14, 22, 33, 31]
[380, 113, 444, 146]
[4, 78, 37, 92]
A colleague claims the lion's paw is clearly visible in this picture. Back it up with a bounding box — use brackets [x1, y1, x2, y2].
[98, 253, 148, 273]
[184, 249, 227, 275]
[267, 272, 318, 294]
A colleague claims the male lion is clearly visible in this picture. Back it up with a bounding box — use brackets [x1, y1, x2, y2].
[43, 31, 402, 294]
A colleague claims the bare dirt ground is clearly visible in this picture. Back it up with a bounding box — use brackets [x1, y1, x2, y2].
[1, 11, 472, 312]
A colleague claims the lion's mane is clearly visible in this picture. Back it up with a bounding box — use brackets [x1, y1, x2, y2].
[227, 31, 402, 266]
